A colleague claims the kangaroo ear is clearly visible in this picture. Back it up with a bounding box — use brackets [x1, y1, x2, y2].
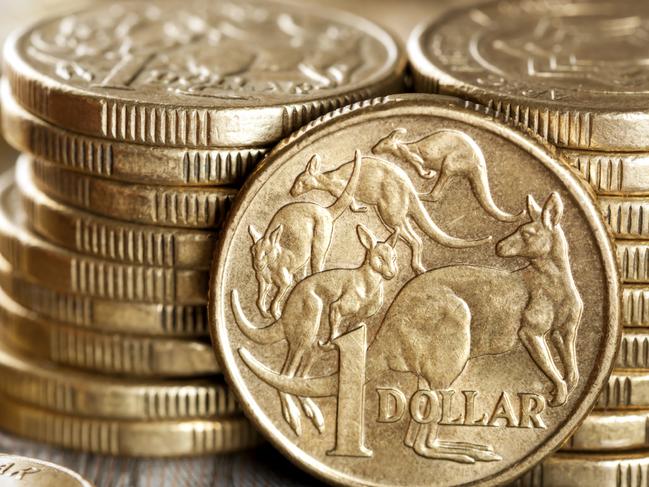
[269, 224, 283, 246]
[527, 195, 542, 221]
[248, 225, 262, 243]
[392, 127, 407, 138]
[357, 224, 377, 250]
[386, 232, 399, 248]
[542, 192, 563, 228]
[307, 154, 321, 176]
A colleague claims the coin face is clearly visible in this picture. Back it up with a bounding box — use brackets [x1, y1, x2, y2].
[409, 0, 649, 151]
[211, 95, 619, 487]
[4, 0, 405, 147]
[0, 454, 94, 487]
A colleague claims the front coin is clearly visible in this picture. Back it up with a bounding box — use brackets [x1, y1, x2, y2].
[211, 95, 619, 487]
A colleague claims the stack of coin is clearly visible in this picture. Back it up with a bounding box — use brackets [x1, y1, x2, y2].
[408, 0, 649, 482]
[0, 0, 405, 456]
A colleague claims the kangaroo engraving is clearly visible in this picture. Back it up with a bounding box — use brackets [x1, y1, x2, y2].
[372, 128, 524, 223]
[239, 193, 583, 463]
[290, 153, 491, 275]
[233, 224, 398, 436]
[249, 150, 362, 319]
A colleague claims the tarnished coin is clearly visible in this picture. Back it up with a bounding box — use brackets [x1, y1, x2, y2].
[511, 452, 649, 487]
[0, 345, 238, 420]
[211, 94, 618, 486]
[16, 157, 217, 269]
[0, 171, 208, 304]
[562, 410, 649, 452]
[1, 81, 266, 186]
[29, 157, 235, 229]
[0, 287, 220, 377]
[597, 370, 649, 410]
[0, 454, 94, 487]
[562, 149, 649, 196]
[409, 0, 649, 151]
[3, 0, 405, 148]
[0, 394, 260, 457]
[0, 255, 208, 337]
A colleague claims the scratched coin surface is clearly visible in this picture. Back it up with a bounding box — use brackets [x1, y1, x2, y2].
[3, 0, 405, 148]
[0, 454, 94, 487]
[409, 0, 649, 151]
[211, 95, 619, 487]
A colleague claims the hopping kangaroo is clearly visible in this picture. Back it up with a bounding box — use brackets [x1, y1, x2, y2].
[240, 193, 583, 463]
[233, 224, 398, 436]
[249, 151, 362, 319]
[290, 153, 490, 275]
[372, 128, 523, 222]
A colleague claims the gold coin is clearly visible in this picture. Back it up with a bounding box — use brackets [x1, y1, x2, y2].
[618, 241, 649, 284]
[28, 157, 235, 229]
[16, 155, 216, 269]
[616, 329, 649, 370]
[562, 410, 649, 452]
[212, 94, 618, 486]
[0, 454, 94, 487]
[601, 197, 649, 240]
[596, 370, 649, 410]
[0, 254, 208, 337]
[0, 395, 260, 457]
[512, 452, 649, 487]
[0, 345, 238, 420]
[408, 0, 649, 151]
[0, 287, 220, 377]
[4, 0, 405, 148]
[562, 149, 649, 196]
[1, 81, 265, 186]
[0, 172, 208, 304]
[623, 285, 649, 328]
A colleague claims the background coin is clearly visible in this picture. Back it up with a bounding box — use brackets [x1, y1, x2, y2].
[562, 410, 649, 452]
[212, 94, 618, 487]
[0, 454, 94, 487]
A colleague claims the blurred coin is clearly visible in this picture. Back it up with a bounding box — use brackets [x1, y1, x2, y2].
[29, 157, 235, 229]
[562, 410, 649, 452]
[0, 287, 220, 377]
[212, 94, 617, 487]
[1, 82, 266, 186]
[0, 171, 208, 304]
[0, 454, 94, 487]
[597, 370, 649, 410]
[617, 329, 649, 370]
[0, 345, 238, 420]
[511, 452, 649, 487]
[0, 254, 208, 337]
[562, 149, 649, 196]
[16, 157, 217, 269]
[4, 0, 405, 148]
[617, 241, 649, 284]
[409, 0, 649, 151]
[0, 395, 260, 457]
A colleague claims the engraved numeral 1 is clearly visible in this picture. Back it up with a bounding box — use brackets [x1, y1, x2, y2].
[327, 324, 372, 457]
[100, 52, 156, 89]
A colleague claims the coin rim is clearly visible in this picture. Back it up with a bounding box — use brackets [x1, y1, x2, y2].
[210, 94, 620, 487]
[0, 454, 95, 487]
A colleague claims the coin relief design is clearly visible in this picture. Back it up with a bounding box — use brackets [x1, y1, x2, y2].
[4, 0, 404, 147]
[409, 0, 649, 150]
[0, 454, 94, 487]
[212, 96, 618, 486]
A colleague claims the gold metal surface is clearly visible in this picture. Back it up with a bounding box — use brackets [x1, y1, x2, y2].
[3, 0, 405, 148]
[409, 0, 649, 151]
[0, 345, 238, 420]
[16, 157, 217, 270]
[0, 172, 208, 304]
[596, 370, 649, 410]
[562, 410, 649, 452]
[29, 157, 236, 230]
[0, 395, 260, 457]
[623, 286, 649, 328]
[1, 82, 266, 186]
[211, 94, 618, 486]
[617, 241, 649, 284]
[0, 454, 94, 487]
[0, 287, 220, 378]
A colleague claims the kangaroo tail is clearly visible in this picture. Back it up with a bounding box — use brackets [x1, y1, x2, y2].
[470, 168, 525, 223]
[327, 149, 362, 220]
[409, 196, 492, 248]
[231, 290, 284, 345]
[239, 347, 338, 397]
